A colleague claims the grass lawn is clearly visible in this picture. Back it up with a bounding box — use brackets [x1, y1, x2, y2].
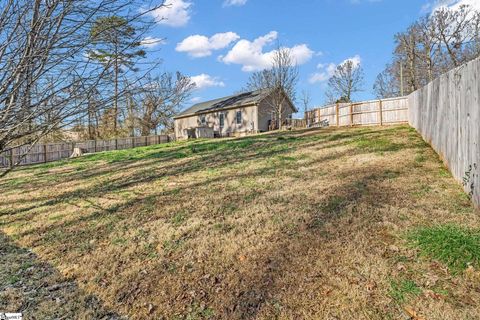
[1, 125, 479, 319]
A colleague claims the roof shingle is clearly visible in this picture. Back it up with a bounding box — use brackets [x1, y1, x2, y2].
[175, 89, 271, 118]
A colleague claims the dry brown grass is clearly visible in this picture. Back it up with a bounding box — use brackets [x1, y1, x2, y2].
[1, 125, 479, 319]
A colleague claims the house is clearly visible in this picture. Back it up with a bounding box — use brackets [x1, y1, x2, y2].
[174, 88, 297, 140]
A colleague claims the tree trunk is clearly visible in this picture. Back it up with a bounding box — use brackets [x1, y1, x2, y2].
[426, 45, 433, 82]
[114, 42, 119, 134]
[408, 34, 417, 93]
[277, 99, 283, 130]
[88, 104, 93, 140]
[127, 95, 135, 137]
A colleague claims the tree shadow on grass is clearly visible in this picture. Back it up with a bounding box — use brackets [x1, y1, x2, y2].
[0, 126, 416, 211]
[217, 166, 401, 319]
[0, 134, 304, 211]
[0, 125, 421, 318]
[0, 231, 125, 319]
[47, 163, 400, 318]
[14, 152, 314, 250]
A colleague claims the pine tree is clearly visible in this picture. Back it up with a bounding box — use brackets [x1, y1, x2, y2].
[89, 16, 146, 134]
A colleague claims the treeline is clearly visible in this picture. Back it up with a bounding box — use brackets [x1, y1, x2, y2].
[374, 4, 480, 98]
[71, 70, 195, 142]
[57, 13, 196, 142]
[71, 14, 196, 141]
[0, 0, 196, 173]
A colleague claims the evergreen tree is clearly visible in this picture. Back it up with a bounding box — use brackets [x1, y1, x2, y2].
[89, 16, 146, 134]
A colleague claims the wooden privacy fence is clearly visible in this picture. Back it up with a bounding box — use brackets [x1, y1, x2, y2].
[287, 118, 307, 128]
[408, 57, 480, 207]
[0, 134, 172, 167]
[305, 97, 409, 127]
[269, 118, 306, 130]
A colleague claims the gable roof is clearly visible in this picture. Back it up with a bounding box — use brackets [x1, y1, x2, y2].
[174, 89, 272, 119]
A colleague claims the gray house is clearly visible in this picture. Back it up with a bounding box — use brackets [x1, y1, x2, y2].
[173, 89, 297, 140]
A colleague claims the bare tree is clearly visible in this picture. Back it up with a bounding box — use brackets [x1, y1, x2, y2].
[470, 11, 480, 58]
[373, 67, 400, 99]
[374, 4, 480, 98]
[245, 45, 299, 129]
[415, 16, 441, 83]
[137, 72, 195, 135]
[433, 5, 474, 68]
[0, 0, 165, 175]
[300, 90, 311, 119]
[396, 26, 420, 93]
[326, 60, 364, 103]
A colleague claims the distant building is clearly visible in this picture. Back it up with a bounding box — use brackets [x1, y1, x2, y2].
[173, 89, 297, 139]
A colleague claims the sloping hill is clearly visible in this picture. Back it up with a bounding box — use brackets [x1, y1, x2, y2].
[1, 126, 479, 319]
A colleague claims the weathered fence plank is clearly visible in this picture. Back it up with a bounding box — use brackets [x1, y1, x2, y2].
[0, 134, 171, 168]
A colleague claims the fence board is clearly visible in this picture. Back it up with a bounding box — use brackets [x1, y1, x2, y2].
[0, 134, 171, 168]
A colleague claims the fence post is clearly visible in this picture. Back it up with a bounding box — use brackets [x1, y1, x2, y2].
[350, 103, 354, 126]
[94, 139, 97, 153]
[44, 144, 48, 163]
[145, 136, 147, 146]
[336, 103, 340, 127]
[9, 149, 13, 168]
[115, 138, 118, 150]
[132, 136, 135, 148]
[379, 99, 383, 126]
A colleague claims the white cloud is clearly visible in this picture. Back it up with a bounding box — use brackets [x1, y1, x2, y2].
[190, 97, 203, 103]
[309, 63, 336, 84]
[343, 54, 361, 68]
[176, 32, 240, 58]
[140, 36, 165, 48]
[146, 0, 192, 27]
[309, 55, 362, 84]
[289, 44, 316, 65]
[220, 31, 314, 72]
[423, 0, 480, 13]
[223, 0, 248, 7]
[190, 74, 226, 89]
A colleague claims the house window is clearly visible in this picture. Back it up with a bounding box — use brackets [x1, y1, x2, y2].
[236, 111, 242, 125]
[200, 115, 206, 125]
[219, 113, 225, 128]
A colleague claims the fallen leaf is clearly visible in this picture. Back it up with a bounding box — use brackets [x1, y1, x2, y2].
[147, 303, 155, 314]
[366, 281, 377, 291]
[404, 306, 426, 320]
[322, 288, 333, 296]
[388, 245, 400, 252]
[424, 289, 442, 300]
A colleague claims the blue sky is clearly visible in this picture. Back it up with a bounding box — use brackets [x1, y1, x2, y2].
[140, 0, 474, 115]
